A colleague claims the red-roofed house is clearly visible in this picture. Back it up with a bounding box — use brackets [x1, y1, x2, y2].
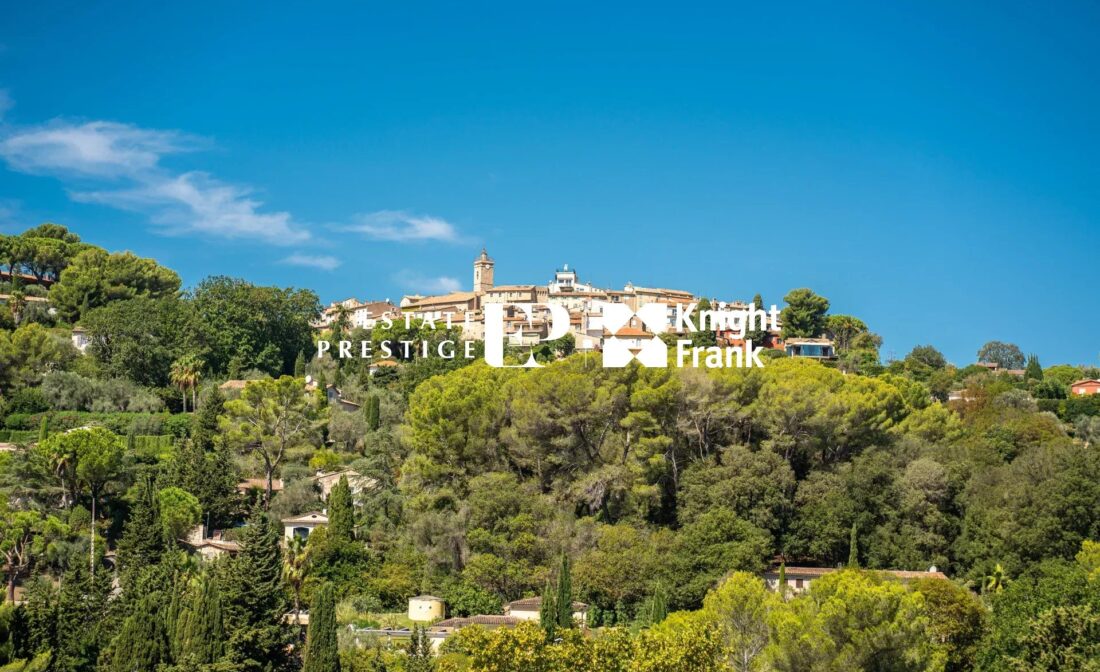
[1070, 379, 1100, 396]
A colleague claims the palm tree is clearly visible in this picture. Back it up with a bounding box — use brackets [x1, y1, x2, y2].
[170, 355, 203, 412]
[283, 534, 310, 618]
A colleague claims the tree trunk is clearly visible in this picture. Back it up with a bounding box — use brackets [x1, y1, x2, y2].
[6, 572, 16, 603]
[90, 495, 96, 576]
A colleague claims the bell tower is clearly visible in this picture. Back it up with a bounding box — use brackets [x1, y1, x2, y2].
[473, 248, 494, 294]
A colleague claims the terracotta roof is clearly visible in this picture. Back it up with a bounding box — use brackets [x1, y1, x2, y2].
[766, 566, 948, 581]
[371, 359, 400, 367]
[236, 478, 283, 491]
[507, 596, 588, 611]
[431, 615, 522, 630]
[1070, 379, 1100, 387]
[405, 291, 477, 308]
[610, 326, 654, 337]
[219, 379, 251, 390]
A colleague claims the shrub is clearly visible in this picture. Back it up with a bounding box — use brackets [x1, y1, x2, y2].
[5, 388, 49, 414]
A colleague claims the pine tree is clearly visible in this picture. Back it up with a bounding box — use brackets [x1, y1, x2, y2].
[103, 592, 170, 672]
[327, 476, 354, 542]
[222, 506, 290, 670]
[555, 553, 573, 630]
[848, 523, 859, 568]
[365, 395, 381, 431]
[176, 571, 226, 666]
[294, 351, 307, 378]
[303, 583, 339, 672]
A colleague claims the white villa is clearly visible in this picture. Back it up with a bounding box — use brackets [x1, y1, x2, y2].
[281, 511, 328, 542]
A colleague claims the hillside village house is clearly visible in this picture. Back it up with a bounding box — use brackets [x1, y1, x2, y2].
[281, 511, 328, 541]
[783, 338, 836, 360]
[311, 468, 377, 499]
[764, 566, 947, 595]
[1070, 379, 1100, 396]
[180, 523, 240, 560]
[504, 596, 589, 626]
[317, 299, 399, 330]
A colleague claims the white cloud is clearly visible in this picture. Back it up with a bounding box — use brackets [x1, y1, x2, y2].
[394, 270, 462, 294]
[0, 116, 310, 244]
[0, 120, 198, 178]
[0, 108, 461, 250]
[0, 90, 11, 121]
[72, 172, 308, 245]
[281, 252, 341, 271]
[347, 210, 458, 242]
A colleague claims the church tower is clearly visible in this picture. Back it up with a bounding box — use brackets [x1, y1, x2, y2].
[473, 248, 494, 294]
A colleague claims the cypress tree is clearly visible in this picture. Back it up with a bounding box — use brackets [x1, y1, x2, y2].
[294, 351, 307, 378]
[327, 476, 354, 542]
[539, 582, 557, 640]
[55, 561, 112, 672]
[192, 386, 226, 452]
[1026, 354, 1043, 380]
[405, 625, 432, 672]
[116, 474, 166, 588]
[37, 416, 48, 442]
[614, 599, 628, 626]
[645, 580, 668, 625]
[555, 553, 573, 630]
[303, 583, 339, 672]
[777, 562, 788, 600]
[848, 523, 859, 568]
[176, 571, 226, 666]
[222, 506, 290, 670]
[22, 576, 56, 655]
[365, 395, 381, 431]
[103, 592, 170, 672]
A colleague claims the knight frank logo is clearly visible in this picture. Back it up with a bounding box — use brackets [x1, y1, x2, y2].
[483, 301, 776, 369]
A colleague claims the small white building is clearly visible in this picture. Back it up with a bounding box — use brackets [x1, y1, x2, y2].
[282, 511, 328, 542]
[408, 595, 446, 622]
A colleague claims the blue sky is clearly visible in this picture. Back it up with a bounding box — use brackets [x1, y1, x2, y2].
[1, 1, 1098, 366]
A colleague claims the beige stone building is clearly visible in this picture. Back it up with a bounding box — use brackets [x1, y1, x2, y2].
[408, 595, 446, 622]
